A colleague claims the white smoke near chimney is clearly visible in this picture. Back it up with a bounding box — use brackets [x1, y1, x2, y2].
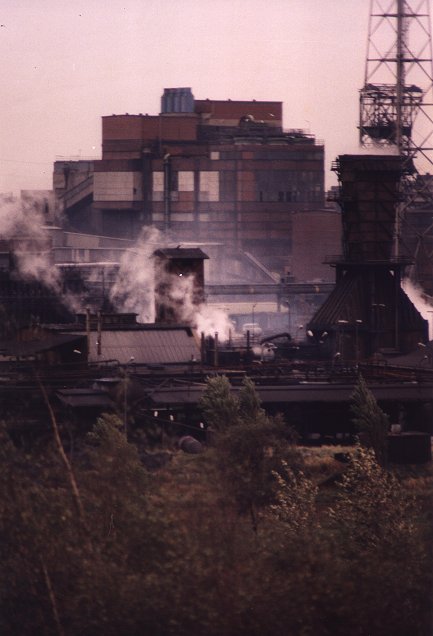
[402, 277, 433, 339]
[0, 194, 231, 332]
[109, 226, 162, 322]
[110, 227, 232, 337]
[0, 194, 88, 314]
[13, 238, 60, 289]
[157, 271, 233, 340]
[0, 194, 61, 289]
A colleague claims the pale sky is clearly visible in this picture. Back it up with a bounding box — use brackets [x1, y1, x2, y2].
[1, 0, 370, 194]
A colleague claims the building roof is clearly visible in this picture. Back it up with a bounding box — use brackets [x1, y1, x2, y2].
[56, 388, 114, 409]
[153, 248, 209, 260]
[0, 333, 86, 358]
[147, 380, 433, 407]
[85, 327, 200, 365]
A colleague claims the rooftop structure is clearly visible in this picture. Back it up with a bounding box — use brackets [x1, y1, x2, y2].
[55, 88, 328, 281]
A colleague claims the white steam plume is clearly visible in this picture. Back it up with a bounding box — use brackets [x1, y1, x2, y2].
[0, 194, 88, 314]
[157, 272, 233, 340]
[109, 226, 162, 322]
[110, 228, 233, 337]
[0, 194, 61, 291]
[402, 277, 433, 339]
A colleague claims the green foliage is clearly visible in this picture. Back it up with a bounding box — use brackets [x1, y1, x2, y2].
[215, 416, 284, 518]
[0, 412, 431, 636]
[82, 414, 151, 545]
[270, 460, 318, 532]
[238, 375, 265, 422]
[320, 446, 430, 635]
[199, 374, 239, 432]
[329, 446, 419, 550]
[350, 374, 389, 466]
[205, 376, 302, 526]
[0, 415, 168, 635]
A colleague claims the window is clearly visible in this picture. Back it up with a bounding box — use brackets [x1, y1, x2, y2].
[178, 171, 194, 191]
[152, 171, 164, 191]
[152, 171, 164, 201]
[199, 171, 219, 201]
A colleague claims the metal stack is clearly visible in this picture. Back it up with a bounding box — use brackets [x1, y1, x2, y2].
[308, 154, 428, 360]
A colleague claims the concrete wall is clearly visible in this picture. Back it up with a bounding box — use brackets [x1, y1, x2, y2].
[94, 171, 142, 202]
[291, 210, 342, 282]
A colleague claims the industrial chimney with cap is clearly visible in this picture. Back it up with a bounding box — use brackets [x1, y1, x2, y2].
[308, 154, 428, 359]
[153, 247, 208, 325]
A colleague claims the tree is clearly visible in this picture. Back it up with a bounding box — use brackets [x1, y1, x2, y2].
[201, 376, 301, 531]
[329, 446, 418, 552]
[198, 374, 239, 432]
[350, 374, 389, 466]
[238, 375, 265, 422]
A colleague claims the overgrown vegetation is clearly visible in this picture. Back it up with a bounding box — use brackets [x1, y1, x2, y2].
[350, 373, 390, 465]
[0, 375, 431, 635]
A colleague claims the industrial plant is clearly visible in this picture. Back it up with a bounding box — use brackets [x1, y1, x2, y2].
[1, 1, 433, 466]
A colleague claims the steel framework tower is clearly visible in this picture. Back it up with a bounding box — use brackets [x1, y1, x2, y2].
[360, 0, 433, 171]
[359, 1, 433, 294]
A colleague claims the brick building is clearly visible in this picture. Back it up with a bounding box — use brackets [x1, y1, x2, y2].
[55, 88, 332, 281]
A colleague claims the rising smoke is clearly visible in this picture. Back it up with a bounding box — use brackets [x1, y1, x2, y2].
[0, 195, 232, 336]
[109, 226, 160, 323]
[0, 195, 92, 315]
[402, 277, 433, 339]
[0, 194, 61, 290]
[110, 226, 232, 338]
[155, 270, 233, 341]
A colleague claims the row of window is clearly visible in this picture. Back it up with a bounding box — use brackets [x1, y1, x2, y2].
[152, 171, 219, 202]
[152, 171, 323, 204]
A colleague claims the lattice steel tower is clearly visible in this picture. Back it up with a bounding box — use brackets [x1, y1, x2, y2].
[360, 0, 433, 171]
[359, 1, 433, 294]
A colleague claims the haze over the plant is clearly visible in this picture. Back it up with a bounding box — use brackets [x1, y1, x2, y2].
[1, 0, 370, 195]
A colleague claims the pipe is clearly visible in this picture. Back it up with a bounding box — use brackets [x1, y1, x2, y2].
[201, 331, 205, 365]
[97, 311, 102, 357]
[163, 153, 171, 231]
[86, 307, 90, 358]
[214, 332, 219, 367]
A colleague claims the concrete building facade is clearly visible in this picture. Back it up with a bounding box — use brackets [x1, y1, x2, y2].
[55, 88, 330, 281]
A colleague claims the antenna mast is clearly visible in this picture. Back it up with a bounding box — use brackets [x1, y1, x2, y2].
[359, 1, 433, 289]
[360, 0, 433, 170]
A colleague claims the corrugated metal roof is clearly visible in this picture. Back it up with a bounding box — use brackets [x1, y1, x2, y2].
[87, 328, 200, 364]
